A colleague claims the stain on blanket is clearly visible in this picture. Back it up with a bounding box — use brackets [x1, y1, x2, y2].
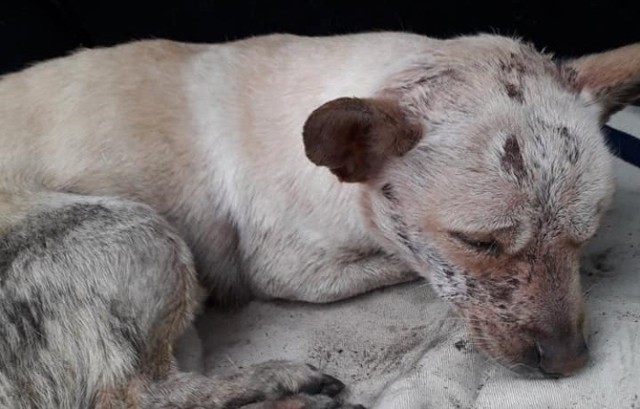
[310, 324, 428, 381]
[586, 248, 615, 276]
[453, 339, 473, 353]
[582, 247, 616, 296]
[614, 308, 640, 323]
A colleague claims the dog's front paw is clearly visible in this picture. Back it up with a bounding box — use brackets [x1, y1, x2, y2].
[241, 361, 346, 399]
[215, 360, 367, 408]
[240, 393, 366, 409]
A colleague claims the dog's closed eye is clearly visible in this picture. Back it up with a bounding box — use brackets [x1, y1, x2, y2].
[450, 231, 501, 255]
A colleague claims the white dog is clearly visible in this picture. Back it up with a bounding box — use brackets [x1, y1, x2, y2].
[0, 32, 638, 408]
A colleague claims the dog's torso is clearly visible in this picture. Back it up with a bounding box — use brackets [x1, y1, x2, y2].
[0, 33, 433, 303]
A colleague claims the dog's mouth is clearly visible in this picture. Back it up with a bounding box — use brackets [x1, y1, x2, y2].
[465, 330, 544, 378]
[464, 319, 590, 379]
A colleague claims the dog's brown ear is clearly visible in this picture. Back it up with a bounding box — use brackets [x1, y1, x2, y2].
[302, 97, 423, 183]
[560, 43, 640, 123]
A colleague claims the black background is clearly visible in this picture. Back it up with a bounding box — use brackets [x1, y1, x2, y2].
[1, 0, 640, 75]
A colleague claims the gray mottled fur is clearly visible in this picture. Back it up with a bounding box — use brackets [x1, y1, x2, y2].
[0, 193, 360, 408]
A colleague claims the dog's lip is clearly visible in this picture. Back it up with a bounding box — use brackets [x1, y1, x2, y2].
[462, 327, 541, 376]
[471, 341, 575, 380]
[538, 367, 565, 379]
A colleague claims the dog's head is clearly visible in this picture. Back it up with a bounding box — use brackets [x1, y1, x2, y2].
[303, 35, 640, 378]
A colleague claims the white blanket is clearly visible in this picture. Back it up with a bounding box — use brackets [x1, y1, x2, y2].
[176, 106, 640, 409]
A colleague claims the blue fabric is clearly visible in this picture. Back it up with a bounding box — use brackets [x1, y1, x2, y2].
[604, 125, 640, 168]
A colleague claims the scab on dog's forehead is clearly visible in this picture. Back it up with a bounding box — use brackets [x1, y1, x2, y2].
[501, 134, 527, 180]
[497, 49, 545, 103]
[499, 52, 531, 75]
[504, 82, 524, 103]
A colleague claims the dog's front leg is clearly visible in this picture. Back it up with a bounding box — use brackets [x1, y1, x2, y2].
[250, 248, 420, 303]
[238, 394, 364, 409]
[140, 361, 362, 409]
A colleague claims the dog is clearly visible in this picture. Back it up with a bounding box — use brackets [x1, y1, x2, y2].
[0, 31, 639, 408]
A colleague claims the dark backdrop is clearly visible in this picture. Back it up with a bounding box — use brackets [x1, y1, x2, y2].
[1, 0, 640, 75]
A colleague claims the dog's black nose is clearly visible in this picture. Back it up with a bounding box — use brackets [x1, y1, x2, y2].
[536, 334, 589, 378]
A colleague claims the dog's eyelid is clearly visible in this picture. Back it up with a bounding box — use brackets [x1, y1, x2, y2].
[449, 231, 492, 242]
[448, 231, 502, 254]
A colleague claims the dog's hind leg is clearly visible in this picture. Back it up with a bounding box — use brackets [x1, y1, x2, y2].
[249, 247, 420, 304]
[0, 192, 356, 409]
[0, 191, 202, 408]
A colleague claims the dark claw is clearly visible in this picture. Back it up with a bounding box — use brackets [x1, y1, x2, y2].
[319, 374, 345, 397]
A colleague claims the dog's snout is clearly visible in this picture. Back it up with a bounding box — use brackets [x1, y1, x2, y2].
[536, 334, 589, 378]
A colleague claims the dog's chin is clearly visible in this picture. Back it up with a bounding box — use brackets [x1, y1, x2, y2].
[478, 347, 570, 380]
[463, 320, 564, 380]
[469, 336, 547, 379]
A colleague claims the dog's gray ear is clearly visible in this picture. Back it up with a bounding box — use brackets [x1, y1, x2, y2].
[560, 43, 640, 123]
[302, 97, 423, 183]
